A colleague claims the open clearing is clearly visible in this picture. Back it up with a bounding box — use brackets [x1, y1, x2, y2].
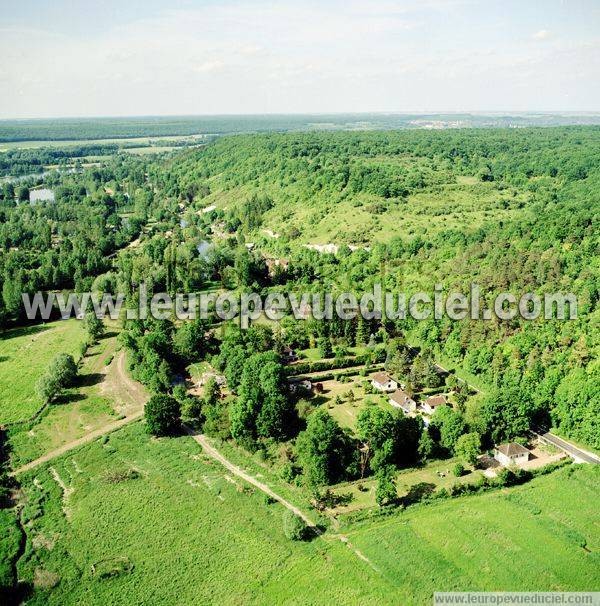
[17, 423, 392, 605]
[343, 465, 600, 601]
[10, 345, 148, 473]
[14, 425, 600, 605]
[0, 320, 86, 424]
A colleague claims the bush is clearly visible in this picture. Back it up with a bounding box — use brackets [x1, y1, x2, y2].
[144, 394, 181, 436]
[282, 510, 307, 541]
[453, 462, 465, 477]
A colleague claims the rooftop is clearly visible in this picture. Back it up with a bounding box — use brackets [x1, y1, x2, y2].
[496, 442, 530, 457]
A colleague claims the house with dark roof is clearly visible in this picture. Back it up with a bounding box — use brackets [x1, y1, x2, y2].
[494, 442, 530, 467]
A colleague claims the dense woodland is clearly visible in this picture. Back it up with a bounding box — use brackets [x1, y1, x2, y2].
[1, 127, 598, 488]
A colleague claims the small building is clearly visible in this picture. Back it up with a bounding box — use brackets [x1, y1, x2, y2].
[494, 442, 530, 467]
[421, 394, 447, 415]
[389, 389, 417, 414]
[281, 346, 298, 364]
[290, 379, 312, 394]
[371, 372, 398, 393]
[199, 372, 226, 387]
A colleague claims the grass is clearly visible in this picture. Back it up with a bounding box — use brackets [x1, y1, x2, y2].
[343, 465, 600, 602]
[0, 321, 86, 425]
[13, 425, 600, 605]
[7, 334, 121, 468]
[0, 509, 21, 592]
[313, 373, 390, 432]
[16, 423, 392, 605]
[329, 457, 484, 514]
[196, 159, 530, 244]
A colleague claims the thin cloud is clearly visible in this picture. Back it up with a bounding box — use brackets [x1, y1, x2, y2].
[532, 30, 552, 41]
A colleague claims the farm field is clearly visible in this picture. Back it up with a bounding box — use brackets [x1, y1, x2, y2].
[0, 134, 206, 151]
[343, 464, 600, 602]
[13, 425, 600, 605]
[0, 321, 86, 425]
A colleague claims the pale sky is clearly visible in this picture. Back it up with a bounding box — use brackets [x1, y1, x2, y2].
[1, 0, 599, 118]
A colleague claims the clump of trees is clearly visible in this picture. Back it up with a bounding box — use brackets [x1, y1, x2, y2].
[144, 394, 181, 436]
[282, 509, 308, 541]
[36, 353, 78, 403]
[296, 410, 356, 486]
[229, 351, 295, 444]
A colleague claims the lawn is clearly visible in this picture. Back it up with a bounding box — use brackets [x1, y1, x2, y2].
[344, 464, 600, 603]
[314, 373, 390, 432]
[7, 334, 122, 468]
[0, 321, 86, 425]
[16, 423, 393, 605]
[329, 457, 484, 514]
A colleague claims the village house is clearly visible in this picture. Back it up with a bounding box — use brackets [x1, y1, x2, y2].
[264, 256, 290, 277]
[494, 442, 531, 467]
[389, 389, 417, 414]
[421, 394, 448, 415]
[371, 372, 398, 393]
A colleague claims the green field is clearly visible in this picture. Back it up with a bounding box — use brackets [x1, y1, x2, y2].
[0, 321, 86, 425]
[329, 457, 484, 514]
[345, 465, 600, 601]
[16, 423, 391, 605]
[13, 424, 600, 605]
[0, 134, 206, 152]
[7, 334, 121, 468]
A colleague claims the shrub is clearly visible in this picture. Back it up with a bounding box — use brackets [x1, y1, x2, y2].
[282, 510, 307, 541]
[453, 462, 465, 477]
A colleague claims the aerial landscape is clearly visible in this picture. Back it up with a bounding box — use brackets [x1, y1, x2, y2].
[0, 1, 599, 605]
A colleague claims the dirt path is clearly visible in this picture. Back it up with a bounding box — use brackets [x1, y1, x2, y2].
[12, 351, 148, 476]
[185, 428, 317, 528]
[185, 428, 379, 571]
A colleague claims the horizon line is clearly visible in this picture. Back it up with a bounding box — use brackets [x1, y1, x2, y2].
[2, 110, 600, 122]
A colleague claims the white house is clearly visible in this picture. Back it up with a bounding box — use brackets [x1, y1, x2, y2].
[494, 442, 530, 467]
[389, 389, 417, 414]
[371, 372, 398, 393]
[421, 394, 447, 415]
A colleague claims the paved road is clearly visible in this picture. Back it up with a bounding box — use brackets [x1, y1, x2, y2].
[535, 430, 600, 464]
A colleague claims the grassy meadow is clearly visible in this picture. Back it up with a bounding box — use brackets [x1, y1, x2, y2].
[7, 333, 122, 468]
[0, 321, 86, 425]
[345, 465, 600, 600]
[329, 457, 485, 515]
[13, 424, 600, 605]
[16, 423, 392, 606]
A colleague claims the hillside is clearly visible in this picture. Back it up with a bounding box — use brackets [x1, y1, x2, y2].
[156, 128, 599, 448]
[164, 127, 600, 244]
